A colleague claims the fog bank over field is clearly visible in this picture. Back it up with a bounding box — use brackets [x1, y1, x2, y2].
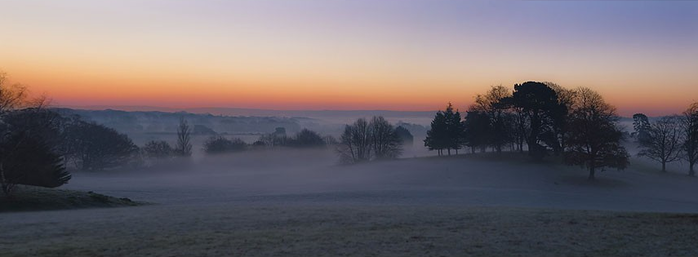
[61, 148, 698, 213]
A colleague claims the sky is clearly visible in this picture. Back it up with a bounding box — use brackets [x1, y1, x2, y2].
[1, 0, 697, 116]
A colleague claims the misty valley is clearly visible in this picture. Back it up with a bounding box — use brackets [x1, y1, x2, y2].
[2, 1, 698, 256]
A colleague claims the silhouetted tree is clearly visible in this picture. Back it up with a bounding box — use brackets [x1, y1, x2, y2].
[143, 140, 174, 159]
[338, 118, 373, 163]
[681, 103, 698, 176]
[258, 127, 289, 147]
[424, 109, 448, 156]
[289, 129, 325, 148]
[62, 120, 139, 170]
[545, 82, 574, 155]
[633, 113, 652, 144]
[0, 108, 70, 196]
[443, 103, 465, 155]
[472, 85, 512, 153]
[395, 126, 414, 146]
[0, 71, 28, 116]
[463, 110, 490, 153]
[425, 103, 463, 156]
[204, 136, 247, 154]
[564, 88, 628, 180]
[508, 81, 563, 160]
[370, 116, 403, 160]
[175, 117, 192, 157]
[639, 116, 683, 172]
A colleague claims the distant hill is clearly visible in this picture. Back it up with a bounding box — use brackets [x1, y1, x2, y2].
[61, 106, 437, 126]
[54, 108, 304, 136]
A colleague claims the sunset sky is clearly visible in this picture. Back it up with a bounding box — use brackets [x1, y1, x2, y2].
[1, 0, 696, 116]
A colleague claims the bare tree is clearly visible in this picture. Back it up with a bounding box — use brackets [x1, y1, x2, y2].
[0, 71, 28, 116]
[370, 116, 402, 160]
[564, 88, 628, 180]
[338, 118, 373, 163]
[175, 117, 192, 157]
[639, 116, 683, 172]
[680, 103, 698, 176]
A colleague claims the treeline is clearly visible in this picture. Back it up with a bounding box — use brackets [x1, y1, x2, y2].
[632, 104, 698, 175]
[424, 81, 629, 180]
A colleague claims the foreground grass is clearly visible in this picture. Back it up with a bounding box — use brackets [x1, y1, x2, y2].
[0, 185, 144, 212]
[2, 205, 697, 257]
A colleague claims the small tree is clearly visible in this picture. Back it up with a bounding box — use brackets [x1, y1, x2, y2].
[143, 140, 174, 159]
[395, 126, 414, 146]
[175, 117, 192, 157]
[424, 110, 448, 156]
[564, 88, 628, 180]
[638, 116, 683, 172]
[681, 103, 698, 176]
[443, 103, 464, 155]
[633, 113, 652, 144]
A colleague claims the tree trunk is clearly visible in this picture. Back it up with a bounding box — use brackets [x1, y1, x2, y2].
[447, 148, 451, 156]
[588, 166, 596, 181]
[689, 163, 694, 177]
[662, 161, 667, 172]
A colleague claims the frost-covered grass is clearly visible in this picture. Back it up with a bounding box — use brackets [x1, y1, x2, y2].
[2, 205, 698, 257]
[2, 149, 698, 256]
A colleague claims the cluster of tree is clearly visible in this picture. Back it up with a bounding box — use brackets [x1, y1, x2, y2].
[253, 128, 330, 149]
[633, 103, 698, 175]
[201, 128, 330, 155]
[204, 136, 247, 154]
[1, 72, 202, 196]
[337, 116, 404, 163]
[424, 82, 629, 180]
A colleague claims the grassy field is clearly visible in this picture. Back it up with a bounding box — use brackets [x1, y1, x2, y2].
[1, 205, 698, 256]
[3, 150, 698, 256]
[0, 185, 144, 213]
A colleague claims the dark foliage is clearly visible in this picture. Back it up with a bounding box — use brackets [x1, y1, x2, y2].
[143, 140, 174, 159]
[632, 113, 652, 144]
[424, 103, 463, 156]
[288, 129, 326, 148]
[204, 136, 247, 154]
[395, 126, 414, 146]
[507, 81, 566, 160]
[0, 109, 70, 196]
[62, 120, 139, 170]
